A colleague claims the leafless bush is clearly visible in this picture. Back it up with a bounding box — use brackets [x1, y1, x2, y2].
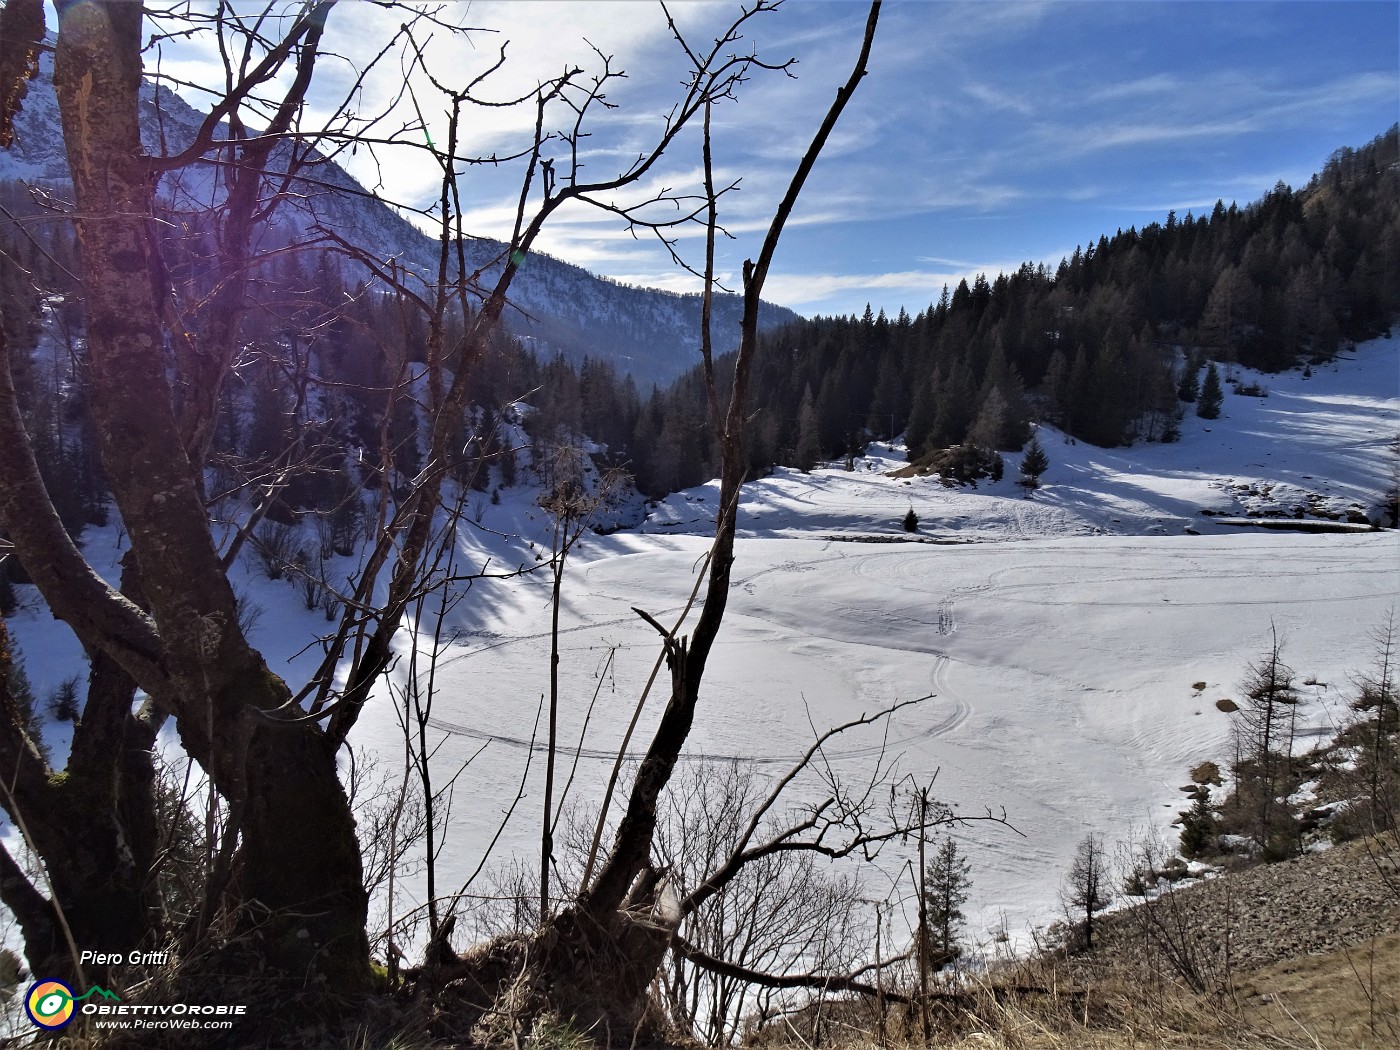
[318, 583, 342, 623]
[1115, 832, 1234, 996]
[251, 520, 302, 581]
[233, 587, 263, 636]
[347, 750, 430, 967]
[148, 752, 212, 936]
[315, 515, 337, 562]
[295, 551, 323, 611]
[460, 855, 545, 945]
[654, 761, 870, 1045]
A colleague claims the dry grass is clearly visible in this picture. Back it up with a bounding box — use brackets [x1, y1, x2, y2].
[740, 963, 1303, 1050]
[29, 833, 1400, 1048]
[25, 951, 1384, 1050]
[741, 940, 1386, 1050]
[1235, 931, 1400, 1049]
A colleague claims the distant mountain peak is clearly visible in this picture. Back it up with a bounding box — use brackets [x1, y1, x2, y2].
[0, 53, 799, 388]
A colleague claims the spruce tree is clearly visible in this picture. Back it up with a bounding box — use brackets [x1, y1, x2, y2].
[1019, 433, 1049, 488]
[795, 386, 821, 472]
[904, 372, 940, 459]
[1176, 360, 1200, 403]
[389, 392, 423, 480]
[1179, 789, 1215, 859]
[1197, 362, 1224, 419]
[2, 634, 44, 750]
[1043, 349, 1070, 425]
[0, 560, 15, 617]
[246, 370, 293, 465]
[866, 359, 900, 439]
[48, 676, 81, 723]
[924, 836, 972, 969]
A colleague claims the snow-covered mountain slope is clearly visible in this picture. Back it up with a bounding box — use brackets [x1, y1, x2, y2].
[4, 335, 1396, 966]
[646, 335, 1400, 541]
[0, 51, 798, 387]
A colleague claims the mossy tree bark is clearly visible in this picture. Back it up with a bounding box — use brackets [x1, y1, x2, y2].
[0, 0, 165, 972]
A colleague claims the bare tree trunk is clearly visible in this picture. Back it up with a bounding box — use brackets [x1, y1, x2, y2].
[47, 0, 368, 988]
[918, 788, 930, 1042]
[0, 296, 163, 981]
[514, 5, 883, 1036]
[0, 613, 162, 982]
[580, 0, 881, 927]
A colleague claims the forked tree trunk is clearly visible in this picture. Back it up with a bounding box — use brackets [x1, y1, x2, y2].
[42, 0, 369, 989]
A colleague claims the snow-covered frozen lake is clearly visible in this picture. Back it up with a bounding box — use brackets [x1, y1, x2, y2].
[358, 524, 1399, 948]
[342, 336, 1400, 949]
[5, 335, 1397, 958]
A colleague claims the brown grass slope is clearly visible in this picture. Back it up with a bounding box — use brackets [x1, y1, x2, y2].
[746, 835, 1398, 1050]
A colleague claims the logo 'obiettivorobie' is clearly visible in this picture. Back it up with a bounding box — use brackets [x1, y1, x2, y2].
[25, 980, 121, 1029]
[26, 980, 75, 1029]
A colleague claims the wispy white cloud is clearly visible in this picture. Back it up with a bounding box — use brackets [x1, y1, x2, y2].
[759, 252, 1067, 311]
[962, 81, 1035, 117]
[1093, 73, 1182, 103]
[760, 270, 952, 308]
[1069, 118, 1262, 156]
[1025, 66, 1398, 164]
[145, 0, 1399, 323]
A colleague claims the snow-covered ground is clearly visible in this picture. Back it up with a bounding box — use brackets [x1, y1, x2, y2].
[4, 335, 1398, 962]
[349, 335, 1400, 950]
[648, 338, 1397, 541]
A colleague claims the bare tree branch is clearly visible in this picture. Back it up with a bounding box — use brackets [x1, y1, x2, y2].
[673, 933, 913, 1003]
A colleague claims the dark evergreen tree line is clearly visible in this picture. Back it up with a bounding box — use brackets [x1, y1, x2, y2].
[640, 126, 1399, 490]
[188, 124, 1400, 500]
[0, 181, 105, 554]
[3, 127, 1397, 515]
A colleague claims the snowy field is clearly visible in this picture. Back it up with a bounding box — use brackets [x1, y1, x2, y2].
[365, 527, 1397, 947]
[5, 335, 1398, 958]
[350, 335, 1400, 948]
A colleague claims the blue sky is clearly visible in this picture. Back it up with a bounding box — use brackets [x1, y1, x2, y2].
[159, 1, 1400, 319]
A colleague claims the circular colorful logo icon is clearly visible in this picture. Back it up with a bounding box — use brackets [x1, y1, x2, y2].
[25, 980, 75, 1029]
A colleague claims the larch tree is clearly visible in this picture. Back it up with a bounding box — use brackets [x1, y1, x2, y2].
[1231, 628, 1301, 859]
[968, 385, 1009, 452]
[1350, 611, 1399, 834]
[1063, 833, 1112, 951]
